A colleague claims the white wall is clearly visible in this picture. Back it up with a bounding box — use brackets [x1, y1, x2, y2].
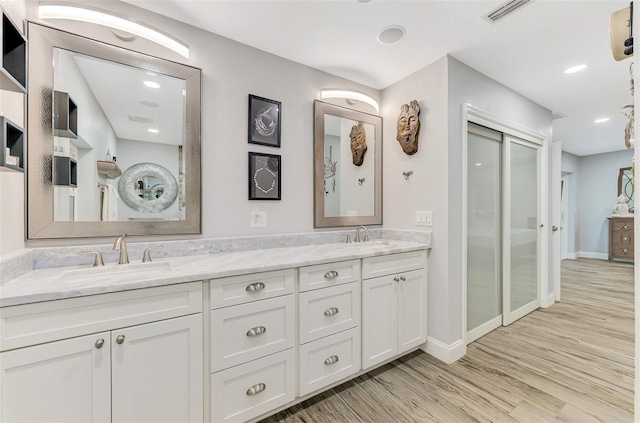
[576, 149, 634, 256]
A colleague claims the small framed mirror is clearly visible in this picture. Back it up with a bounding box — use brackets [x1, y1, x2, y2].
[314, 100, 382, 227]
[618, 166, 634, 212]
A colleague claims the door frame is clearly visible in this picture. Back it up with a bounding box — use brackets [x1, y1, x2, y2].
[462, 104, 549, 344]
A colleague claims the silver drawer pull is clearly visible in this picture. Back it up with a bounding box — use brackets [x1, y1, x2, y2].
[246, 383, 266, 396]
[399, 276, 406, 282]
[95, 338, 104, 349]
[324, 307, 339, 317]
[246, 326, 267, 337]
[394, 276, 400, 282]
[623, 249, 628, 255]
[324, 270, 339, 280]
[245, 282, 266, 293]
[324, 355, 339, 366]
[624, 224, 628, 229]
[116, 335, 125, 345]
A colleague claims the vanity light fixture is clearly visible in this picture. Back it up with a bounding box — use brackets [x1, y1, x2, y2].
[320, 89, 380, 112]
[564, 64, 587, 74]
[594, 117, 611, 123]
[144, 80, 160, 89]
[38, 4, 190, 58]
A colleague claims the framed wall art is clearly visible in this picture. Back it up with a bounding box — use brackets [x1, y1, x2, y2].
[248, 94, 281, 147]
[249, 152, 281, 200]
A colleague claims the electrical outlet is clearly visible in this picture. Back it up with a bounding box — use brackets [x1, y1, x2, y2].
[416, 211, 433, 227]
[250, 211, 267, 228]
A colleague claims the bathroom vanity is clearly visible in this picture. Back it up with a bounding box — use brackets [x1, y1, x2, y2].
[0, 240, 429, 422]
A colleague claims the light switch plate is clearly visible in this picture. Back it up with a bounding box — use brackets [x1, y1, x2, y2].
[250, 211, 267, 227]
[416, 211, 433, 227]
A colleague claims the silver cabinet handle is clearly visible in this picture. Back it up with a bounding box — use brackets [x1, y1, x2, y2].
[623, 249, 628, 255]
[624, 224, 628, 229]
[95, 338, 105, 349]
[324, 355, 339, 365]
[394, 276, 400, 282]
[552, 226, 559, 232]
[399, 276, 406, 282]
[324, 270, 339, 280]
[246, 383, 266, 396]
[324, 307, 339, 317]
[116, 335, 125, 345]
[246, 326, 267, 337]
[246, 282, 266, 293]
[539, 224, 544, 228]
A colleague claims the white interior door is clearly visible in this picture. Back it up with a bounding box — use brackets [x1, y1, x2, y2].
[551, 141, 562, 302]
[503, 136, 541, 325]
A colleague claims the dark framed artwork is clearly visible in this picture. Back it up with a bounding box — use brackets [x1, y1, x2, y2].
[248, 94, 281, 147]
[249, 152, 281, 200]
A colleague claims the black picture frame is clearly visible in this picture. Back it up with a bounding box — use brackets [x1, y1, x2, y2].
[248, 94, 281, 147]
[249, 152, 281, 200]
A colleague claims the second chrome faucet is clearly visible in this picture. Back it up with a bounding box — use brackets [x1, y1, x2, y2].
[113, 234, 129, 264]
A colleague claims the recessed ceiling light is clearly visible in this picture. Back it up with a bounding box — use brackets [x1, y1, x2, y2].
[475, 163, 482, 166]
[144, 80, 160, 88]
[378, 25, 406, 45]
[148, 128, 159, 133]
[594, 117, 610, 123]
[564, 64, 586, 74]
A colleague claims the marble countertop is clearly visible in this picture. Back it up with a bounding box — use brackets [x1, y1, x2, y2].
[0, 239, 429, 307]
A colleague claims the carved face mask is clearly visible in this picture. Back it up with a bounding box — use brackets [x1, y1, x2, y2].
[396, 100, 421, 155]
[350, 122, 367, 166]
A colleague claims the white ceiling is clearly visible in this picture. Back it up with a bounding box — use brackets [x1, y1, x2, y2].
[124, 0, 635, 157]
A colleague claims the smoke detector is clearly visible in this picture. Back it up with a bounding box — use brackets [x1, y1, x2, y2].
[484, 0, 533, 24]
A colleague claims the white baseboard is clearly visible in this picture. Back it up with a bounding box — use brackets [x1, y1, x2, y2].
[542, 292, 555, 308]
[576, 251, 608, 260]
[424, 337, 466, 364]
[563, 252, 577, 260]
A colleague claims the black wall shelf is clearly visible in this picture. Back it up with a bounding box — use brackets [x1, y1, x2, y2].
[0, 116, 24, 173]
[54, 156, 77, 187]
[0, 7, 26, 93]
[54, 91, 78, 139]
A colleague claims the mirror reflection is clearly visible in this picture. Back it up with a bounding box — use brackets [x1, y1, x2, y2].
[52, 48, 186, 223]
[618, 166, 634, 212]
[314, 100, 382, 228]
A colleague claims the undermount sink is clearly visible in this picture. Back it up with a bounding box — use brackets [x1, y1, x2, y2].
[52, 261, 171, 283]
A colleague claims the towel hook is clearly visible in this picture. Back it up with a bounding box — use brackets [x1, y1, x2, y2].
[358, 178, 365, 185]
[403, 171, 413, 180]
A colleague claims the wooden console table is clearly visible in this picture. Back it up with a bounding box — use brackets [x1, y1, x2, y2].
[608, 216, 634, 262]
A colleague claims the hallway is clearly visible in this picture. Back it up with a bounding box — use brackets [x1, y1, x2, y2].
[262, 258, 634, 422]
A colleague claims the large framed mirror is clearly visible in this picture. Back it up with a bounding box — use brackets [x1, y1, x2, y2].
[314, 100, 382, 227]
[618, 166, 634, 212]
[27, 22, 201, 239]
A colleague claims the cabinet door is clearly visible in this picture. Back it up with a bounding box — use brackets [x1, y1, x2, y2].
[112, 314, 203, 423]
[361, 276, 396, 369]
[397, 269, 427, 353]
[0, 332, 111, 422]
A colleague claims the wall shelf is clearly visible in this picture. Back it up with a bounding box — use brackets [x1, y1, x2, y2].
[54, 156, 77, 187]
[54, 90, 78, 139]
[97, 160, 122, 179]
[0, 7, 26, 93]
[0, 116, 24, 172]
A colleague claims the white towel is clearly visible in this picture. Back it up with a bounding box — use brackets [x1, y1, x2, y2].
[101, 185, 119, 221]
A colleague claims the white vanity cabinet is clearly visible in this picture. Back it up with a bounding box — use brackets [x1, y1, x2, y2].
[0, 282, 204, 423]
[361, 251, 428, 370]
[210, 269, 296, 423]
[297, 260, 361, 397]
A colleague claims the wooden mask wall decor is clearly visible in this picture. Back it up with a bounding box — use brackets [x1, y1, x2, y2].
[350, 122, 367, 166]
[396, 100, 421, 155]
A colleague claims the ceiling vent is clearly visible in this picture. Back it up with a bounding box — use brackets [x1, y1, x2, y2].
[484, 0, 533, 24]
[128, 114, 154, 124]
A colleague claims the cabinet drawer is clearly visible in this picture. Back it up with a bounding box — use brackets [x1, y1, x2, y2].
[299, 327, 361, 397]
[611, 219, 633, 232]
[612, 246, 634, 260]
[362, 251, 426, 279]
[0, 282, 203, 352]
[299, 282, 360, 344]
[211, 349, 295, 423]
[210, 269, 294, 309]
[211, 295, 294, 371]
[299, 260, 360, 292]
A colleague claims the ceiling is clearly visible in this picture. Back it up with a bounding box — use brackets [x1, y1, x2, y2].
[124, 0, 634, 157]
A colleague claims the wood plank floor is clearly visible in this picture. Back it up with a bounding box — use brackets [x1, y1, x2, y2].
[260, 258, 634, 422]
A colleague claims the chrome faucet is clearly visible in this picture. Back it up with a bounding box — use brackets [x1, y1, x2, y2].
[113, 234, 129, 264]
[354, 226, 369, 243]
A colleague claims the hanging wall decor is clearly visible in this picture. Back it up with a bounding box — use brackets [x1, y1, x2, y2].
[249, 152, 281, 200]
[248, 94, 281, 147]
[396, 100, 421, 155]
[349, 122, 367, 166]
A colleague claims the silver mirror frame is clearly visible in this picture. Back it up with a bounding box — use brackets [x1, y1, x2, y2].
[26, 22, 201, 239]
[313, 100, 382, 228]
